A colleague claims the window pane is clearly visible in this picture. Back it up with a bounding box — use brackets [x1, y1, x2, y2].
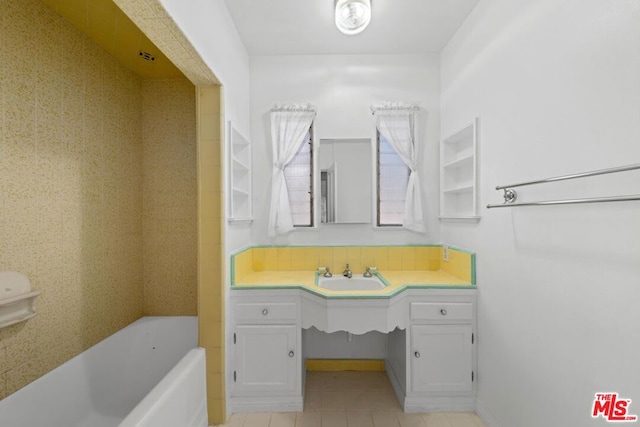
[377, 133, 409, 226]
[284, 130, 313, 226]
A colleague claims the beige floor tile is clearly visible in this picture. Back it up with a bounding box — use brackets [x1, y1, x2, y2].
[245, 412, 272, 427]
[305, 390, 322, 411]
[296, 411, 322, 427]
[343, 390, 371, 410]
[371, 411, 401, 427]
[422, 413, 452, 427]
[469, 413, 486, 427]
[229, 372, 486, 427]
[322, 390, 347, 410]
[445, 413, 479, 427]
[365, 390, 402, 411]
[270, 412, 297, 427]
[217, 412, 246, 426]
[367, 373, 393, 391]
[321, 373, 344, 391]
[396, 413, 427, 427]
[346, 410, 374, 427]
[321, 410, 348, 427]
[305, 373, 324, 391]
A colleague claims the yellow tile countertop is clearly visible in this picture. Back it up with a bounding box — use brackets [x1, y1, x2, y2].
[232, 270, 475, 299]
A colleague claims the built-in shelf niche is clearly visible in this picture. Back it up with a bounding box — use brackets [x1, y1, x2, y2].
[440, 118, 480, 222]
[228, 123, 252, 223]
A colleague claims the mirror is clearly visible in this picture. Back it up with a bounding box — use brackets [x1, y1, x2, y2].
[318, 138, 372, 224]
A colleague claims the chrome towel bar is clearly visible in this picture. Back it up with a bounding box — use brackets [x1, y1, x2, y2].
[487, 163, 640, 209]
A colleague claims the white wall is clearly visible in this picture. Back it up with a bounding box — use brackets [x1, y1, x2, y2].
[441, 1, 640, 426]
[250, 54, 441, 245]
[159, 0, 252, 254]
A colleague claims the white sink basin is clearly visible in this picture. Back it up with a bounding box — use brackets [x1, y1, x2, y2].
[318, 275, 385, 291]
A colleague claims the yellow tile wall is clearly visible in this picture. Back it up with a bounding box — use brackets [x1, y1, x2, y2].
[233, 245, 443, 278]
[441, 248, 474, 283]
[196, 85, 226, 424]
[0, 0, 144, 398]
[142, 79, 197, 315]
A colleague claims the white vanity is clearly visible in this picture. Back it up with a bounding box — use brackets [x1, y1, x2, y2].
[229, 286, 477, 413]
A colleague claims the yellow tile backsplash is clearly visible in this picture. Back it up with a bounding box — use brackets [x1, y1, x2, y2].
[232, 245, 476, 286]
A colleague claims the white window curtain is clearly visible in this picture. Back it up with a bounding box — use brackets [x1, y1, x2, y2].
[268, 104, 317, 238]
[371, 102, 424, 232]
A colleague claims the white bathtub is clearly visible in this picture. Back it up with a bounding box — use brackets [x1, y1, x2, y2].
[0, 316, 208, 427]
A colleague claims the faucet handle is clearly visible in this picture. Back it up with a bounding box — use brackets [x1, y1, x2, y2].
[363, 266, 372, 277]
[323, 267, 332, 278]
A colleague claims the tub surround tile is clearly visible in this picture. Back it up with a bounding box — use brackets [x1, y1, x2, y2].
[0, 0, 201, 402]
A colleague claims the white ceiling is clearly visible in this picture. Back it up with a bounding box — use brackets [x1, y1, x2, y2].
[223, 0, 479, 56]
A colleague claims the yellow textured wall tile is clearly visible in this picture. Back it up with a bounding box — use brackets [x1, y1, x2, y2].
[200, 319, 223, 348]
[0, 0, 153, 397]
[346, 247, 362, 273]
[206, 349, 224, 375]
[361, 360, 386, 371]
[373, 247, 389, 271]
[401, 247, 416, 270]
[277, 247, 292, 271]
[388, 247, 403, 271]
[360, 247, 376, 269]
[252, 248, 266, 271]
[332, 247, 347, 271]
[306, 360, 323, 371]
[208, 398, 226, 425]
[207, 372, 225, 399]
[264, 247, 278, 270]
[318, 247, 333, 270]
[301, 247, 319, 271]
[415, 247, 430, 270]
[429, 247, 442, 270]
[343, 360, 362, 371]
[290, 247, 306, 270]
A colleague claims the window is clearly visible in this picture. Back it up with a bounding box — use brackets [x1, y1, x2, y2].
[283, 127, 313, 227]
[377, 131, 409, 226]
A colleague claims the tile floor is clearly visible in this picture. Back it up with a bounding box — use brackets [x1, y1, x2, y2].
[215, 371, 486, 427]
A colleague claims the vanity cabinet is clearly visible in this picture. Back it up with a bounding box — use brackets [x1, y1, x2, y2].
[410, 324, 473, 393]
[400, 298, 477, 412]
[230, 292, 304, 412]
[230, 289, 476, 413]
[233, 324, 298, 394]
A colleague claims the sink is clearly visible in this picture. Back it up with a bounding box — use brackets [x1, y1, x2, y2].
[317, 275, 385, 291]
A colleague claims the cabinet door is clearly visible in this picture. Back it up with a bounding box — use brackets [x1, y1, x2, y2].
[234, 324, 298, 394]
[410, 324, 473, 393]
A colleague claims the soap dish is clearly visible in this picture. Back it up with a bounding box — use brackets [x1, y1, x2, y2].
[0, 271, 41, 329]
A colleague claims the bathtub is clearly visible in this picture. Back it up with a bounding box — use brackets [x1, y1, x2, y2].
[0, 316, 208, 427]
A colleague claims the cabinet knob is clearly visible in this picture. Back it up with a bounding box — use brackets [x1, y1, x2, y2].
[289, 351, 295, 358]
[440, 309, 448, 315]
[262, 308, 268, 315]
[414, 351, 420, 358]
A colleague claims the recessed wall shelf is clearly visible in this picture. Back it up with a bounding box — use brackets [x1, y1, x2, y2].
[228, 122, 253, 223]
[0, 271, 41, 329]
[440, 119, 480, 222]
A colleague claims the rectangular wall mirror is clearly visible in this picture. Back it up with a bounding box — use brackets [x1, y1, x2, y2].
[318, 138, 372, 224]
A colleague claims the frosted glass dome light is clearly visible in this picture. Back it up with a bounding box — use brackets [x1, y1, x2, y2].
[335, 0, 371, 35]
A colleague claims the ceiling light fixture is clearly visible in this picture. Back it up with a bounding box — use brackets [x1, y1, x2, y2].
[335, 0, 371, 35]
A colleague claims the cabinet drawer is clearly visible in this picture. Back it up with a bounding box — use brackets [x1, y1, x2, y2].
[235, 302, 297, 322]
[410, 302, 472, 321]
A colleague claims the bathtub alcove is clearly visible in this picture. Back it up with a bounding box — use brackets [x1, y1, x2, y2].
[0, 316, 207, 427]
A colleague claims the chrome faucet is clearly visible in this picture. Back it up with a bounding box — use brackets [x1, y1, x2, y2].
[323, 267, 332, 278]
[343, 264, 352, 278]
[363, 266, 372, 278]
